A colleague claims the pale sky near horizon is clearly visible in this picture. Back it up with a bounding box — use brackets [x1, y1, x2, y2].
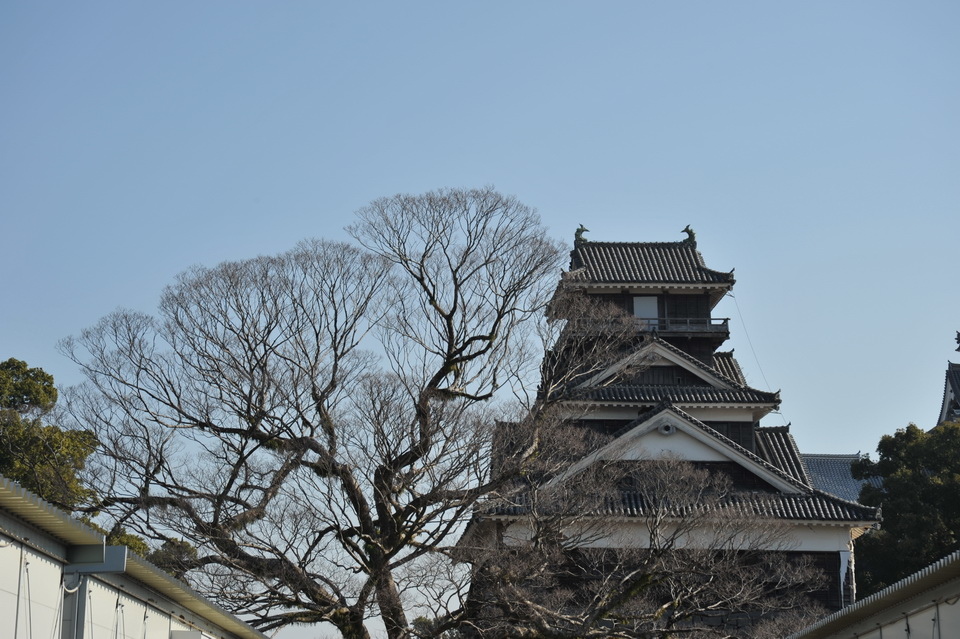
[1, 4, 958, 634]
[4, 1, 959, 451]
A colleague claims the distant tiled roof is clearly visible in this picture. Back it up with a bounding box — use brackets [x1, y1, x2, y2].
[582, 385, 780, 406]
[487, 487, 878, 524]
[948, 362, 960, 396]
[756, 427, 810, 486]
[939, 362, 960, 424]
[568, 240, 735, 286]
[713, 351, 746, 386]
[802, 454, 880, 503]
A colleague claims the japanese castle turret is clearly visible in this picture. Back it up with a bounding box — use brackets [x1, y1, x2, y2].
[470, 228, 880, 615]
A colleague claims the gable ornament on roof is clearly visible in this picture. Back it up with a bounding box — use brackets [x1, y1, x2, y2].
[682, 224, 696, 247]
[574, 224, 589, 245]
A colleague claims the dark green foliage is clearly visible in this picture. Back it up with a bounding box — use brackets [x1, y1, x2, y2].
[107, 527, 151, 557]
[1, 358, 194, 579]
[0, 358, 97, 509]
[852, 422, 960, 595]
[148, 539, 199, 580]
[0, 358, 58, 413]
[0, 412, 98, 508]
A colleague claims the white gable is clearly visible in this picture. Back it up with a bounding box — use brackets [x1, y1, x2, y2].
[622, 423, 728, 461]
[553, 409, 800, 494]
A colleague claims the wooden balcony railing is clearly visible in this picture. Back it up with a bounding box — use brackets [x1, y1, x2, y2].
[635, 317, 730, 332]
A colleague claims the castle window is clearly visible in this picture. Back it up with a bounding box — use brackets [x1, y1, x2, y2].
[632, 296, 658, 328]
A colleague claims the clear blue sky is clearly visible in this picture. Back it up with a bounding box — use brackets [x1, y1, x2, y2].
[2, 2, 958, 464]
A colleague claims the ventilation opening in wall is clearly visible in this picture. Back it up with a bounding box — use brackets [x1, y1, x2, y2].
[658, 423, 675, 435]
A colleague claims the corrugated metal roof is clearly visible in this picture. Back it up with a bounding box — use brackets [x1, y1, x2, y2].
[0, 476, 267, 639]
[788, 549, 960, 638]
[569, 240, 735, 285]
[0, 476, 102, 547]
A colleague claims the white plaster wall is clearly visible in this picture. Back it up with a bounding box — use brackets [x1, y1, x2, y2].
[1, 506, 249, 639]
[84, 579, 130, 639]
[502, 520, 853, 553]
[169, 619, 213, 636]
[788, 526, 855, 553]
[616, 428, 728, 461]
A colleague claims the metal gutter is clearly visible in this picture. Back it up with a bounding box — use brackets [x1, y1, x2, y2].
[0, 476, 268, 639]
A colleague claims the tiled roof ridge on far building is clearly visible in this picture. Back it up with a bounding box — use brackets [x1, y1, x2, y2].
[801, 452, 880, 504]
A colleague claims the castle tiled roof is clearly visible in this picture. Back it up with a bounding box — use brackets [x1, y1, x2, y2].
[568, 240, 734, 286]
[652, 336, 772, 395]
[486, 488, 878, 524]
[481, 404, 880, 528]
[947, 362, 960, 395]
[712, 351, 747, 386]
[582, 385, 780, 406]
[802, 454, 880, 503]
[939, 362, 960, 424]
[756, 427, 810, 486]
[572, 337, 779, 407]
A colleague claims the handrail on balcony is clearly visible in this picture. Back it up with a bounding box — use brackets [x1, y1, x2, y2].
[635, 317, 730, 332]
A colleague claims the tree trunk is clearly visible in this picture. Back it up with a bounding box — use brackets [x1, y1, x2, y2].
[376, 570, 410, 639]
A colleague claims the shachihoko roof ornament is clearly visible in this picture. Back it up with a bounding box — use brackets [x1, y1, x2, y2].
[575, 224, 589, 245]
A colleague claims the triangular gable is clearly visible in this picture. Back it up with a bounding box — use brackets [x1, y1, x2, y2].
[552, 404, 805, 494]
[578, 337, 739, 391]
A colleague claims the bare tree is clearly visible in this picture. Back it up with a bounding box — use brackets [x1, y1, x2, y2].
[60, 188, 577, 639]
[58, 188, 819, 638]
[458, 456, 826, 638]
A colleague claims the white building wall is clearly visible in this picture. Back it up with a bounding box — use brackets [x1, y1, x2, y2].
[83, 578, 167, 639]
[1, 532, 68, 639]
[848, 603, 959, 639]
[618, 428, 728, 461]
[60, 572, 233, 639]
[1, 478, 263, 639]
[501, 519, 854, 553]
[794, 586, 960, 638]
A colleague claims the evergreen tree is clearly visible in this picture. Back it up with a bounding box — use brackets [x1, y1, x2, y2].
[0, 358, 97, 509]
[852, 422, 960, 594]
